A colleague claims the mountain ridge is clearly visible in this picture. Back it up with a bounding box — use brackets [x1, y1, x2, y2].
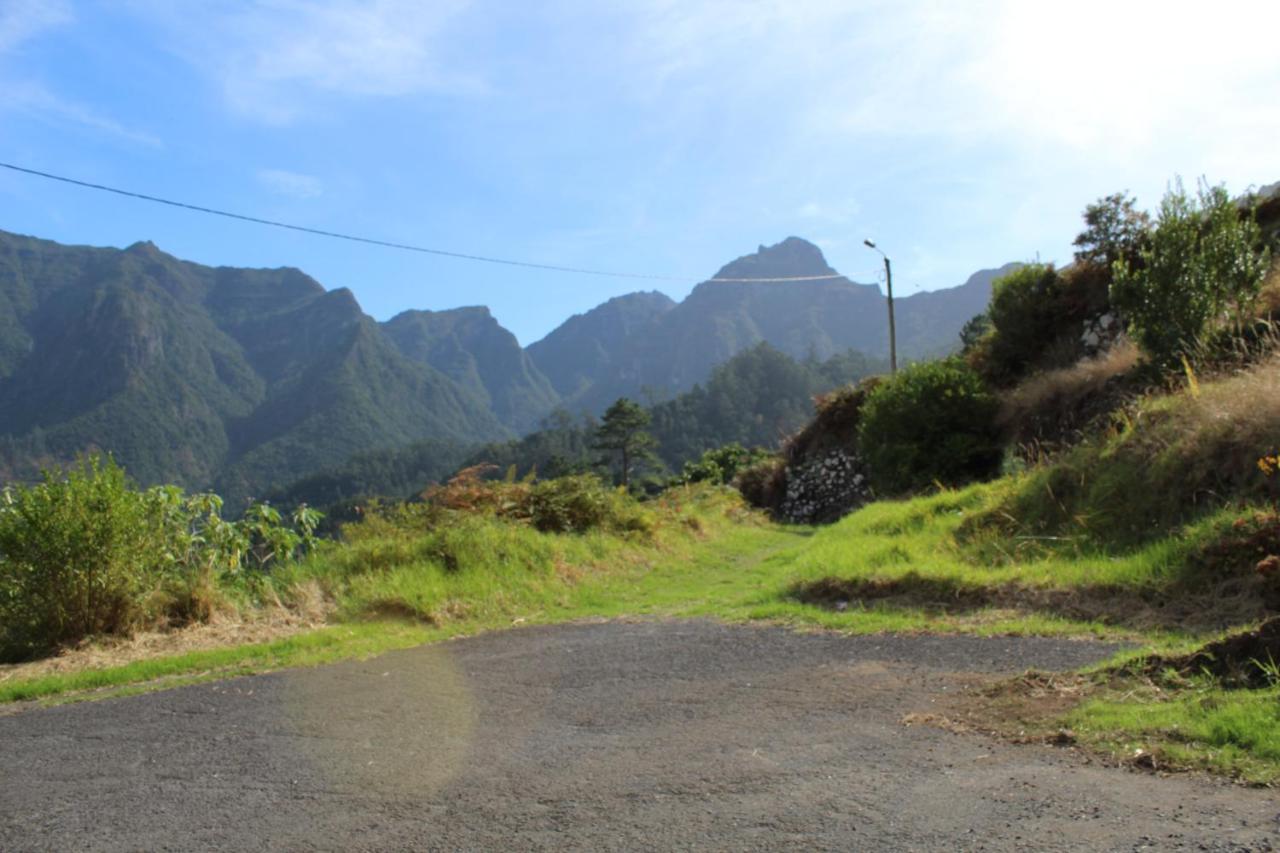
[0, 229, 510, 506]
[0, 229, 1010, 504]
[528, 238, 1017, 410]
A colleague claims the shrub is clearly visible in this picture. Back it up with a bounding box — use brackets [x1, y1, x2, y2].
[677, 443, 773, 486]
[735, 456, 786, 511]
[0, 456, 170, 657]
[783, 378, 881, 463]
[420, 464, 531, 516]
[959, 312, 991, 353]
[981, 264, 1066, 381]
[1112, 179, 1271, 368]
[972, 261, 1115, 385]
[418, 468, 652, 537]
[0, 455, 321, 660]
[529, 474, 651, 536]
[857, 358, 1001, 495]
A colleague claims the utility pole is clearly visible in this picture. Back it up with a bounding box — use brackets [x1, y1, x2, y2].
[863, 239, 897, 374]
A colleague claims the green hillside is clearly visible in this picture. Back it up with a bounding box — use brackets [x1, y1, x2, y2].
[0, 231, 509, 507]
[383, 306, 560, 433]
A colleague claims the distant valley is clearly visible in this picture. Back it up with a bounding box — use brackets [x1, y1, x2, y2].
[0, 229, 1012, 505]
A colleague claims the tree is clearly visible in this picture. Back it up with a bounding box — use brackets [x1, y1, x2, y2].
[1073, 191, 1151, 267]
[1111, 179, 1271, 366]
[982, 264, 1065, 382]
[958, 312, 991, 353]
[593, 398, 657, 489]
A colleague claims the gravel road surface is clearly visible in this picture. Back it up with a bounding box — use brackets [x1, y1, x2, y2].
[2, 620, 1277, 851]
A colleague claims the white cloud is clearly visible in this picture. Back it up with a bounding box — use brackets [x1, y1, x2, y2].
[0, 79, 162, 147]
[613, 0, 1280, 185]
[0, 0, 72, 53]
[257, 168, 323, 199]
[0, 1, 161, 146]
[131, 0, 482, 123]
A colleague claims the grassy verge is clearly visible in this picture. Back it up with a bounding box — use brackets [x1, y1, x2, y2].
[1068, 677, 1280, 785]
[2, 479, 1224, 709]
[0, 622, 440, 706]
[6, 476, 1278, 790]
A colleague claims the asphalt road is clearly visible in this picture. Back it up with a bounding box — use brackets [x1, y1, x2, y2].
[2, 620, 1277, 851]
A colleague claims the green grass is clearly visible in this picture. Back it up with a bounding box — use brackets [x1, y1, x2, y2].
[0, 622, 441, 705]
[1066, 680, 1280, 785]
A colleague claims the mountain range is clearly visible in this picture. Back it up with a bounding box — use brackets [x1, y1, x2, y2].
[0, 228, 1012, 503]
[530, 238, 1016, 411]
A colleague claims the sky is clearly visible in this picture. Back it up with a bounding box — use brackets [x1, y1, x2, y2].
[1, 0, 1277, 345]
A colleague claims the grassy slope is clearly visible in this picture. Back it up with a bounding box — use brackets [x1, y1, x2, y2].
[0, 480, 1226, 703]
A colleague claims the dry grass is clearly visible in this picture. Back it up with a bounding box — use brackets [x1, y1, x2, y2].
[789, 571, 1275, 634]
[1257, 257, 1280, 316]
[998, 338, 1141, 452]
[976, 351, 1280, 547]
[1168, 352, 1280, 469]
[0, 589, 332, 685]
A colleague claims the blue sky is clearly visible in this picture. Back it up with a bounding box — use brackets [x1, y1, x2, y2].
[1, 0, 1277, 345]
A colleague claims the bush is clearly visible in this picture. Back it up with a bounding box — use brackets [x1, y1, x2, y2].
[735, 456, 786, 511]
[0, 455, 321, 660]
[1112, 179, 1271, 367]
[528, 474, 652, 536]
[980, 264, 1065, 381]
[676, 443, 773, 486]
[0, 456, 171, 658]
[972, 262, 1115, 385]
[857, 358, 1001, 495]
[418, 468, 653, 537]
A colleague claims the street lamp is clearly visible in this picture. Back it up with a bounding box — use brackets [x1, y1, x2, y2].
[863, 239, 897, 374]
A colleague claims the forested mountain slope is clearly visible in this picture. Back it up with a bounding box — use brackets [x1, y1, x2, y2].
[383, 306, 560, 434]
[0, 231, 508, 506]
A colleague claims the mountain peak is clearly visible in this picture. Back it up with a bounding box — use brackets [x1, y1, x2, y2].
[124, 240, 163, 258]
[712, 237, 835, 281]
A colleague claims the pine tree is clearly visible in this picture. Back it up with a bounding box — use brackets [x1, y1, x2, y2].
[593, 398, 657, 489]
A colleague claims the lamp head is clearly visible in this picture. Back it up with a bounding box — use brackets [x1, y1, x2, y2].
[863, 239, 876, 249]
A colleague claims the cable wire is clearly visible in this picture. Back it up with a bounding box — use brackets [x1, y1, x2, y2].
[1, 161, 857, 283]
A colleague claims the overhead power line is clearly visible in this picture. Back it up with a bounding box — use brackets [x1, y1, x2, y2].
[0, 161, 859, 284]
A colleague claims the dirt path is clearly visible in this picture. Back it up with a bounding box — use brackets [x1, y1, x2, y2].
[1, 620, 1276, 851]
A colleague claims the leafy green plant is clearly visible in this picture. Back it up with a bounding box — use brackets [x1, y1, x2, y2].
[0, 455, 322, 660]
[1112, 179, 1271, 367]
[676, 443, 772, 486]
[959, 312, 991, 353]
[0, 456, 168, 657]
[857, 358, 1001, 495]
